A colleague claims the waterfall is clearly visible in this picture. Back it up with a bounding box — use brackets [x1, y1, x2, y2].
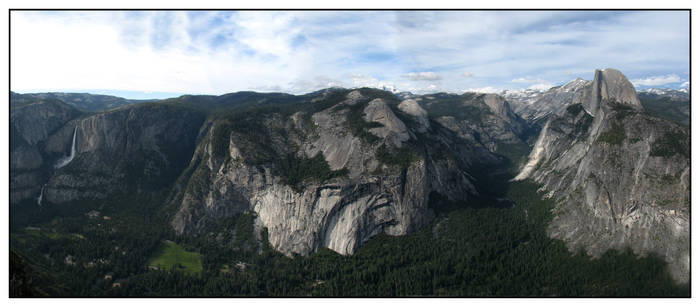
[55, 126, 78, 169]
[37, 184, 46, 206]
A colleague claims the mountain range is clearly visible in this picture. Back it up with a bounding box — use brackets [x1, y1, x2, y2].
[9, 68, 690, 296]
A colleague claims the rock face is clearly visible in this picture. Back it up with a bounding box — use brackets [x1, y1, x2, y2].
[514, 68, 690, 282]
[363, 98, 410, 147]
[398, 99, 430, 132]
[581, 68, 641, 116]
[9, 99, 205, 205]
[169, 89, 498, 257]
[10, 100, 82, 204]
[505, 78, 591, 124]
[41, 104, 205, 204]
[418, 92, 529, 155]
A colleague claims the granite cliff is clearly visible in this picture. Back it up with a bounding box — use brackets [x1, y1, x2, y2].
[168, 89, 502, 256]
[514, 68, 690, 282]
[10, 101, 205, 205]
[10, 99, 82, 204]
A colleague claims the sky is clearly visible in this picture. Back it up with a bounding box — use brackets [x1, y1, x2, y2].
[10, 10, 690, 99]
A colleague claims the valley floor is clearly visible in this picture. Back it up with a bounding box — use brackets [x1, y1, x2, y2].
[9, 180, 688, 297]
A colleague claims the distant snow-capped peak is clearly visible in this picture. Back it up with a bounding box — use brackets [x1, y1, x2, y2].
[560, 78, 589, 92]
[641, 88, 688, 95]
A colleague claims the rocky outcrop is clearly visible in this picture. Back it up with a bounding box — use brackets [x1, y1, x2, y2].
[514, 68, 690, 283]
[363, 98, 410, 147]
[581, 68, 641, 116]
[398, 99, 430, 132]
[169, 90, 496, 257]
[481, 93, 528, 137]
[304, 103, 378, 176]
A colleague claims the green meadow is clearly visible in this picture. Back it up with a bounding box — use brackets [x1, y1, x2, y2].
[148, 241, 203, 275]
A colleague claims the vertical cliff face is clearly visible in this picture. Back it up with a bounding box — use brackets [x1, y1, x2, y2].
[169, 89, 497, 257]
[515, 69, 689, 282]
[10, 100, 82, 204]
[11, 103, 206, 205]
[582, 68, 641, 116]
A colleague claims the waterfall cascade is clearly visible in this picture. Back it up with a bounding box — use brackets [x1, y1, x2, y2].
[37, 184, 47, 206]
[55, 126, 77, 169]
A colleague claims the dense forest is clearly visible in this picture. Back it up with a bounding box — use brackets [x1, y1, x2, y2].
[10, 178, 688, 297]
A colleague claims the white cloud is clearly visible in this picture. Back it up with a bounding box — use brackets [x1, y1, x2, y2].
[527, 83, 555, 91]
[463, 86, 501, 94]
[630, 74, 682, 87]
[404, 72, 441, 81]
[11, 12, 343, 95]
[510, 77, 554, 90]
[511, 77, 549, 84]
[680, 81, 689, 88]
[9, 11, 690, 96]
[286, 76, 345, 93]
[349, 74, 381, 88]
[250, 84, 283, 92]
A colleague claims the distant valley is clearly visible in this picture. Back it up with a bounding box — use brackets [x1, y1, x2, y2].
[9, 69, 690, 297]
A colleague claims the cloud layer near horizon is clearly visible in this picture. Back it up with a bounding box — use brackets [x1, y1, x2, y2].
[11, 11, 689, 97]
